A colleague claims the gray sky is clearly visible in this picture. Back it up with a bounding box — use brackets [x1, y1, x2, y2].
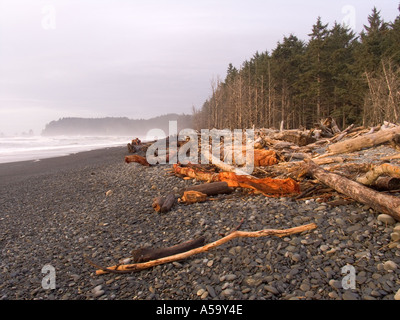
[0, 0, 398, 135]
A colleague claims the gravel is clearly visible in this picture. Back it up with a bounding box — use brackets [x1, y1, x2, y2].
[0, 146, 399, 300]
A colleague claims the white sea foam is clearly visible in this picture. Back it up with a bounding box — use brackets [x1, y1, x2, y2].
[0, 135, 142, 164]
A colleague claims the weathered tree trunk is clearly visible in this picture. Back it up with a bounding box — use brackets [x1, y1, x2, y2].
[305, 159, 400, 221]
[356, 163, 400, 186]
[270, 130, 316, 147]
[131, 237, 206, 263]
[327, 126, 400, 155]
[374, 177, 400, 191]
[125, 155, 150, 166]
[182, 182, 233, 196]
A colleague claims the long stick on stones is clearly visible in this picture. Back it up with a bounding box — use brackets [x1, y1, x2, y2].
[93, 223, 317, 275]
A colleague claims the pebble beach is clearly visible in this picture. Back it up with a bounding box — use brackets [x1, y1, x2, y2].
[0, 145, 399, 301]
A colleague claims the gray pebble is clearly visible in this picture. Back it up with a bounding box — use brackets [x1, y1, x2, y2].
[92, 285, 105, 298]
[329, 280, 342, 290]
[225, 274, 237, 281]
[243, 277, 263, 287]
[221, 288, 235, 296]
[206, 285, 216, 298]
[383, 261, 398, 271]
[291, 254, 302, 262]
[264, 285, 279, 295]
[395, 289, 400, 301]
[342, 291, 359, 300]
[377, 214, 396, 225]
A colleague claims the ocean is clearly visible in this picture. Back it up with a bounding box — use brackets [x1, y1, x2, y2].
[0, 135, 143, 164]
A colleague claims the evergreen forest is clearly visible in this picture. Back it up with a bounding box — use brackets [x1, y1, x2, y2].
[192, 6, 400, 131]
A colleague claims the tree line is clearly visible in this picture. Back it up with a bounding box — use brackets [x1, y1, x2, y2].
[192, 6, 400, 131]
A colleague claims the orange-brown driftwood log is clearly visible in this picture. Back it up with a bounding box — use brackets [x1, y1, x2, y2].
[179, 191, 208, 204]
[93, 223, 317, 275]
[217, 172, 300, 196]
[173, 164, 300, 197]
[125, 155, 150, 166]
[182, 181, 234, 196]
[253, 149, 280, 167]
[306, 159, 400, 221]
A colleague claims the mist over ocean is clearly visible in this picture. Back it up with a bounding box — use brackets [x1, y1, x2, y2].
[0, 135, 142, 164]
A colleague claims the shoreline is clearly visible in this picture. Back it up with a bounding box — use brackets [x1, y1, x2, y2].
[0, 146, 127, 187]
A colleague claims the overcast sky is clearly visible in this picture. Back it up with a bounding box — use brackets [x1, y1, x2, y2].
[0, 0, 398, 135]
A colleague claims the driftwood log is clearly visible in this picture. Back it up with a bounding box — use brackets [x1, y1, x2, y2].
[173, 164, 300, 197]
[374, 177, 400, 191]
[270, 130, 316, 147]
[131, 236, 206, 263]
[305, 159, 400, 221]
[125, 155, 150, 166]
[327, 126, 400, 155]
[152, 193, 176, 213]
[182, 181, 233, 196]
[179, 191, 208, 204]
[356, 163, 400, 186]
[94, 223, 317, 275]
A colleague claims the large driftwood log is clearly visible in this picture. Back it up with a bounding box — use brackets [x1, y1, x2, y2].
[125, 155, 150, 166]
[270, 130, 316, 147]
[182, 182, 233, 196]
[305, 159, 400, 221]
[131, 237, 206, 263]
[94, 223, 317, 275]
[356, 163, 400, 186]
[173, 164, 300, 197]
[374, 177, 400, 191]
[327, 126, 400, 155]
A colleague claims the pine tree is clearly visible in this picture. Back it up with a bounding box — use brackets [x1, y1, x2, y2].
[324, 22, 361, 127]
[385, 4, 400, 64]
[271, 34, 306, 128]
[304, 17, 330, 124]
[358, 7, 389, 73]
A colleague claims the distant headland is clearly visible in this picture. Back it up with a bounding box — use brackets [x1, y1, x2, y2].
[41, 113, 193, 137]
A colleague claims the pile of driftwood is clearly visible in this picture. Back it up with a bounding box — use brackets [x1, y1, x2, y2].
[89, 118, 400, 275]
